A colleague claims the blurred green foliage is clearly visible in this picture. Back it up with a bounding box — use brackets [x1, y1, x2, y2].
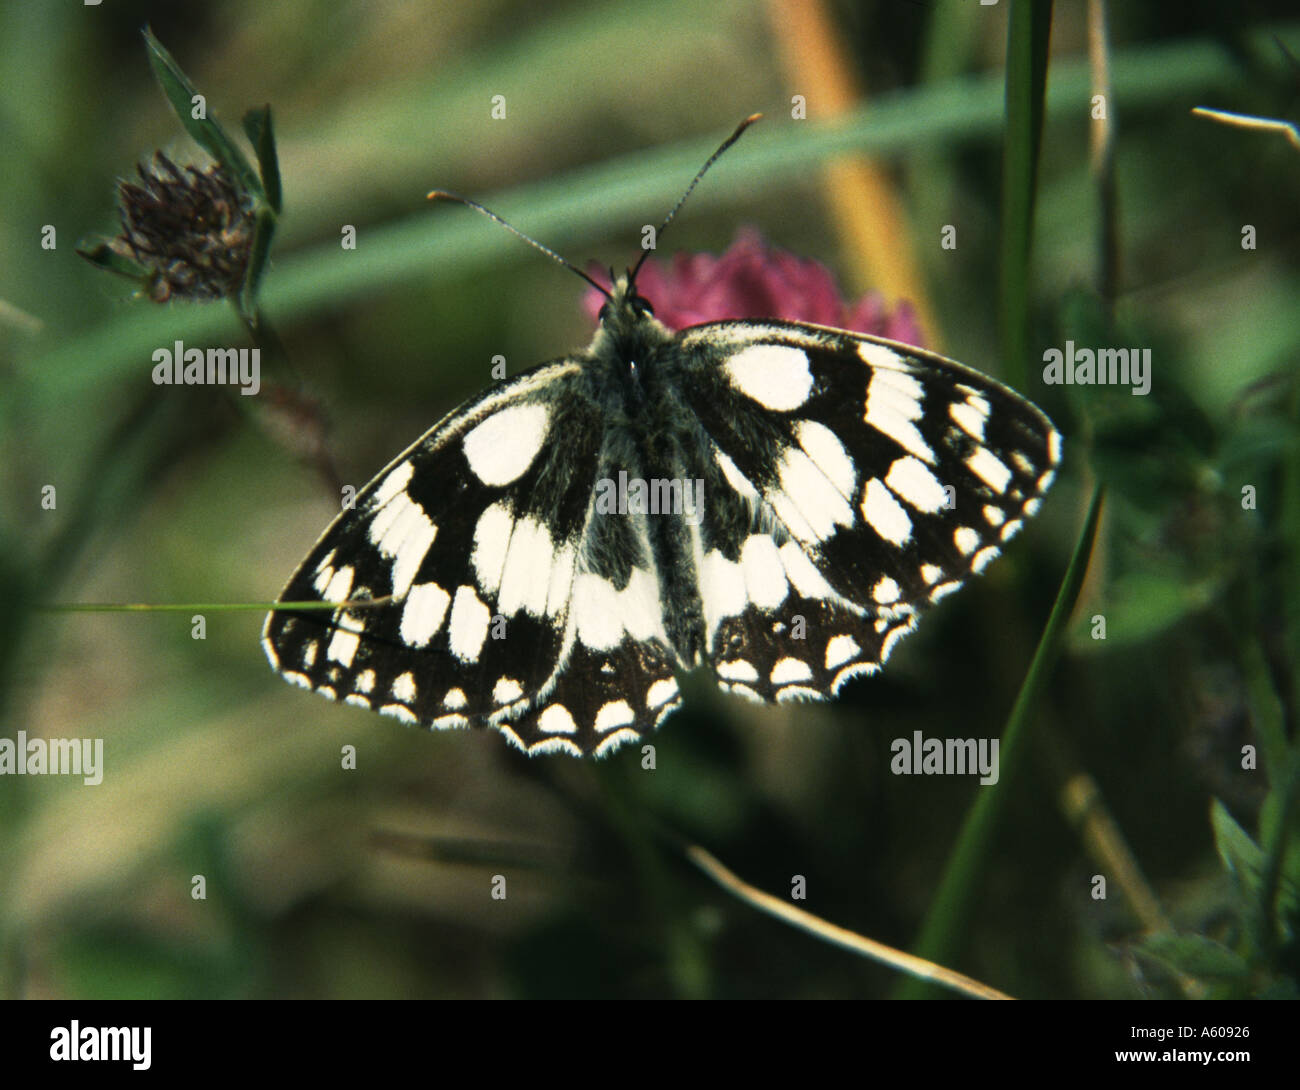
[1, 0, 1299, 999]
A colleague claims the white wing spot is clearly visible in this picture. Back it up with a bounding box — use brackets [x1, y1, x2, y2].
[954, 526, 981, 556]
[884, 456, 947, 514]
[527, 736, 582, 756]
[861, 478, 913, 545]
[966, 447, 1012, 493]
[646, 678, 678, 709]
[983, 504, 1006, 527]
[380, 703, 417, 724]
[447, 585, 491, 662]
[545, 542, 577, 618]
[880, 619, 915, 662]
[471, 502, 513, 597]
[701, 549, 747, 633]
[972, 545, 1001, 573]
[496, 516, 555, 618]
[723, 344, 813, 410]
[795, 420, 856, 498]
[776, 444, 855, 541]
[834, 661, 878, 690]
[950, 399, 987, 441]
[768, 489, 820, 545]
[368, 493, 437, 598]
[863, 358, 934, 463]
[400, 582, 451, 647]
[373, 462, 413, 507]
[713, 447, 759, 502]
[574, 570, 663, 651]
[594, 700, 635, 733]
[594, 728, 640, 756]
[322, 565, 355, 605]
[778, 542, 835, 599]
[717, 660, 759, 683]
[391, 672, 417, 702]
[724, 682, 763, 704]
[326, 628, 359, 668]
[493, 677, 524, 706]
[462, 403, 550, 486]
[920, 564, 943, 586]
[443, 688, 467, 710]
[1000, 518, 1023, 542]
[771, 657, 812, 685]
[825, 634, 860, 669]
[741, 534, 789, 610]
[873, 576, 902, 604]
[301, 640, 318, 669]
[354, 669, 376, 695]
[538, 703, 577, 734]
[931, 581, 961, 602]
[573, 574, 621, 651]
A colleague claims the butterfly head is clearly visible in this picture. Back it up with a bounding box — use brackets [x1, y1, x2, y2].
[597, 270, 655, 323]
[594, 270, 666, 343]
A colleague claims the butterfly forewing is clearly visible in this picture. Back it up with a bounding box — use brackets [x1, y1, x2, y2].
[674, 322, 1060, 702]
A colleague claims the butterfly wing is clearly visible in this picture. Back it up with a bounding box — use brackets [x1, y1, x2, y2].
[672, 321, 1061, 702]
[263, 358, 680, 757]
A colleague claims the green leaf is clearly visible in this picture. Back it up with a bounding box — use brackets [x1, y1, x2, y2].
[238, 207, 278, 321]
[1212, 798, 1263, 897]
[998, 0, 1053, 393]
[1136, 932, 1251, 981]
[74, 239, 149, 281]
[242, 105, 282, 214]
[1256, 758, 1300, 940]
[142, 27, 261, 200]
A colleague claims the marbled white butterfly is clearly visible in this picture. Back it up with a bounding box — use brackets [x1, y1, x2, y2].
[263, 118, 1061, 757]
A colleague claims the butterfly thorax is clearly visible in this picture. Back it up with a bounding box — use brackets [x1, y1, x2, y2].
[581, 274, 710, 663]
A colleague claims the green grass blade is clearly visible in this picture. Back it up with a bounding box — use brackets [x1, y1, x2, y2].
[998, 0, 1053, 393]
[894, 484, 1105, 999]
[142, 27, 261, 200]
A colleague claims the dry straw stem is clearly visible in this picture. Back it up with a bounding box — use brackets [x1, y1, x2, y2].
[765, 0, 940, 349]
[1088, 0, 1120, 305]
[686, 844, 1013, 1000]
[1190, 106, 1300, 150]
[1058, 771, 1203, 999]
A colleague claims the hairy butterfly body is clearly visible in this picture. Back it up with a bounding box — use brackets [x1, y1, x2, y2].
[263, 124, 1061, 757]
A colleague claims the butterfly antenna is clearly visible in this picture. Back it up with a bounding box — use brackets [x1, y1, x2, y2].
[427, 190, 612, 300]
[629, 113, 763, 284]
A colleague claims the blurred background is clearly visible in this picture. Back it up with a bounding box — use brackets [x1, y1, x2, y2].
[2, 0, 1298, 999]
